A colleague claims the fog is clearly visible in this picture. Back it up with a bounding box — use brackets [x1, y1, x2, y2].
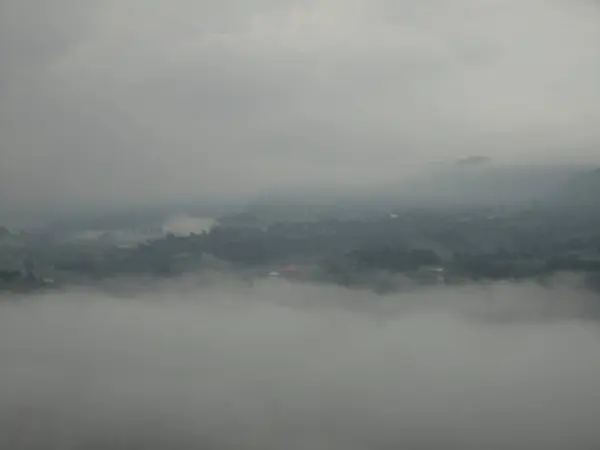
[162, 215, 217, 236]
[1, 279, 600, 449]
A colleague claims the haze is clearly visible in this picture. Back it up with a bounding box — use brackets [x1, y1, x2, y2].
[1, 0, 599, 216]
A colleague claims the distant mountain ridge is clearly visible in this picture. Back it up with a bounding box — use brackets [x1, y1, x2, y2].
[238, 163, 589, 221]
[400, 163, 581, 208]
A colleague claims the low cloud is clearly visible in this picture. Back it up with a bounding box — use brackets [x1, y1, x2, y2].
[1, 279, 599, 449]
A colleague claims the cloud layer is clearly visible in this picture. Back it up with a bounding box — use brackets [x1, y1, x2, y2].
[1, 279, 600, 449]
[1, 0, 599, 213]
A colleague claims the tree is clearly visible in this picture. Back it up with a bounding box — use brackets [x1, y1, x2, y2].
[407, 249, 441, 269]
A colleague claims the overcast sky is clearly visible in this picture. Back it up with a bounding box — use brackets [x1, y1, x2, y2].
[1, 0, 599, 213]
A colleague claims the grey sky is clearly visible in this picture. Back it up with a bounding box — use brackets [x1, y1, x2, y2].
[1, 0, 599, 212]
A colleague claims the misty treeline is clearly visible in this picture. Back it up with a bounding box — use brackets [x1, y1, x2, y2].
[2, 207, 600, 294]
[2, 166, 600, 293]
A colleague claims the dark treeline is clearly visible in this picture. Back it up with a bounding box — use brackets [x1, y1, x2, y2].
[2, 201, 598, 294]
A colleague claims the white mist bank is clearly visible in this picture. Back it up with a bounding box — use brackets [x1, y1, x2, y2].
[0, 279, 599, 449]
[162, 215, 216, 235]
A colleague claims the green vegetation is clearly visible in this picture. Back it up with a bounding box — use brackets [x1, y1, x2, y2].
[2, 168, 600, 293]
